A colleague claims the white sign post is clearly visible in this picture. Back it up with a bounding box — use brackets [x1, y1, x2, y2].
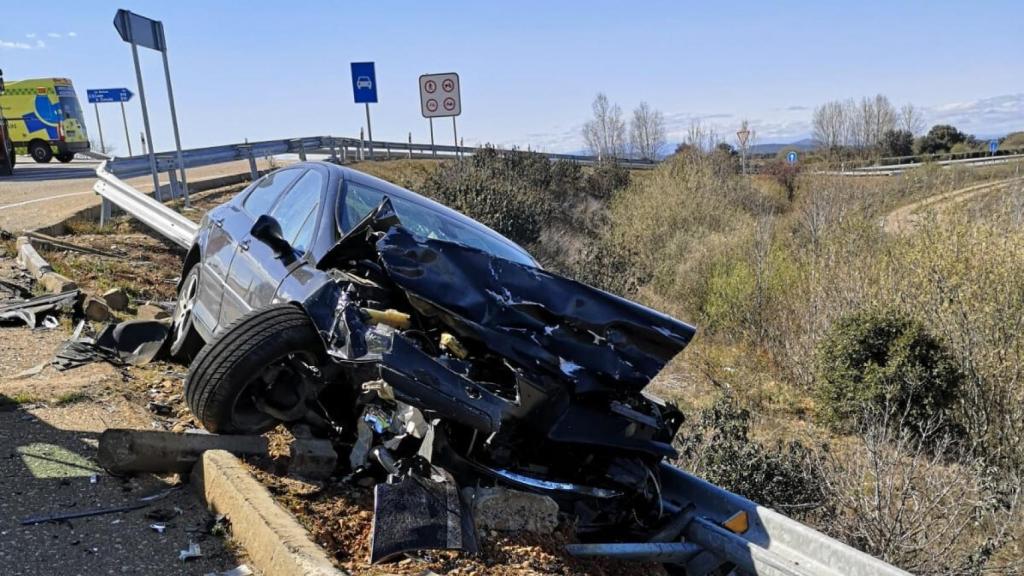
[419, 73, 461, 156]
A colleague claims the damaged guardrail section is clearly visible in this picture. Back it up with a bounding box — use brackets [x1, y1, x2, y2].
[93, 160, 199, 249]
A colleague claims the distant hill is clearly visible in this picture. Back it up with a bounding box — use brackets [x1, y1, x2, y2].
[748, 138, 819, 155]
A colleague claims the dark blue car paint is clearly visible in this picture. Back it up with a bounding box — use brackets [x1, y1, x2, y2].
[185, 162, 533, 344]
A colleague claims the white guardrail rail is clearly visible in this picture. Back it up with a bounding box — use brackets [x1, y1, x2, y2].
[91, 139, 912, 574]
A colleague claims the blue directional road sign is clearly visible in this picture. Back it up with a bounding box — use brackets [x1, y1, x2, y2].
[351, 62, 378, 104]
[990, 139, 999, 154]
[786, 150, 798, 165]
[87, 88, 134, 104]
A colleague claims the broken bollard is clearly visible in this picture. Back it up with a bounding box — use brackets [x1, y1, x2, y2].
[98, 428, 269, 474]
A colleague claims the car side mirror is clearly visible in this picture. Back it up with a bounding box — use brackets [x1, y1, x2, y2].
[251, 214, 292, 257]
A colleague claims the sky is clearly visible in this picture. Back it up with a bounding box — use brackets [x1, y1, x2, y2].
[1, 1, 1021, 155]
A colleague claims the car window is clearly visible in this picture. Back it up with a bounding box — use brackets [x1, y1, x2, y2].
[270, 170, 323, 255]
[342, 181, 386, 228]
[341, 182, 536, 266]
[243, 169, 303, 216]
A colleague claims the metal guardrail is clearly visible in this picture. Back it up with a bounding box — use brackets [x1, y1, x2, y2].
[651, 465, 910, 576]
[93, 160, 199, 248]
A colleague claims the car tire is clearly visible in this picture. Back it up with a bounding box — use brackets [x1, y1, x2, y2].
[169, 265, 205, 362]
[185, 304, 324, 434]
[56, 151, 74, 163]
[29, 141, 53, 163]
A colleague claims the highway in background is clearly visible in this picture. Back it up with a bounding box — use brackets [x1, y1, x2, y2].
[0, 156, 274, 233]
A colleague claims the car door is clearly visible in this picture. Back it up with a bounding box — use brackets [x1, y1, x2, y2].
[220, 167, 326, 326]
[213, 168, 305, 331]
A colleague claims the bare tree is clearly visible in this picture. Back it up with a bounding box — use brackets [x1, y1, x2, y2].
[582, 93, 626, 159]
[685, 119, 719, 152]
[898, 103, 926, 135]
[812, 100, 847, 151]
[629, 101, 666, 160]
[844, 95, 896, 152]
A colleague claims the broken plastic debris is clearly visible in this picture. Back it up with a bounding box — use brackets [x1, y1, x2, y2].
[179, 541, 202, 561]
[42, 315, 59, 329]
[204, 565, 253, 576]
[150, 523, 167, 533]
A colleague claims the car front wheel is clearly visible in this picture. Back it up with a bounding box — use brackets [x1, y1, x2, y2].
[169, 265, 205, 362]
[185, 304, 325, 434]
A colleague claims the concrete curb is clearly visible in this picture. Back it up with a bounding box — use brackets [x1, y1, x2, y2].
[15, 236, 78, 293]
[191, 450, 346, 576]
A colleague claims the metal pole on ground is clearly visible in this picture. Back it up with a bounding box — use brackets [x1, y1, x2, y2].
[160, 44, 189, 207]
[365, 103, 374, 160]
[119, 101, 133, 156]
[93, 103, 106, 155]
[129, 37, 162, 201]
[408, 132, 412, 159]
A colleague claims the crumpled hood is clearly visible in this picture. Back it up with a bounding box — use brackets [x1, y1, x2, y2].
[375, 226, 696, 395]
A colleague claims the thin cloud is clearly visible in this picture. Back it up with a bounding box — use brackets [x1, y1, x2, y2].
[0, 39, 34, 50]
[47, 32, 61, 38]
[68, 32, 78, 37]
[35, 40, 46, 49]
[25, 33, 36, 39]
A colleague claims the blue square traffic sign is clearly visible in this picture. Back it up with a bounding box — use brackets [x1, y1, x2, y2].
[351, 62, 377, 104]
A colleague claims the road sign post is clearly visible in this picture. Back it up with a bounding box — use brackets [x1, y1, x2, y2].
[93, 103, 106, 154]
[351, 62, 377, 160]
[120, 102, 133, 156]
[87, 88, 135, 158]
[736, 126, 751, 175]
[114, 9, 188, 206]
[419, 73, 461, 158]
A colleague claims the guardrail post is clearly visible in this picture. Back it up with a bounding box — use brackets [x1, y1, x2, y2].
[359, 129, 365, 161]
[342, 143, 348, 163]
[408, 133, 413, 159]
[298, 146, 307, 162]
[244, 147, 258, 180]
[167, 168, 180, 200]
[385, 144, 391, 160]
[100, 198, 112, 227]
[329, 139, 339, 163]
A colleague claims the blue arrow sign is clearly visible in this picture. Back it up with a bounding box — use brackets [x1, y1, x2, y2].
[989, 139, 999, 154]
[351, 62, 377, 104]
[786, 150, 798, 165]
[87, 88, 134, 104]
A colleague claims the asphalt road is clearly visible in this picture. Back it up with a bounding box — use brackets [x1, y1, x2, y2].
[0, 156, 273, 234]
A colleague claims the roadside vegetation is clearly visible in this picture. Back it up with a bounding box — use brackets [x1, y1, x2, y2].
[384, 145, 1024, 575]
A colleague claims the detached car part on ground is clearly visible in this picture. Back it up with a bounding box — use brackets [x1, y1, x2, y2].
[170, 163, 908, 575]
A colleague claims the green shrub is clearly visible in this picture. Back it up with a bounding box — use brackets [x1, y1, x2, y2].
[675, 396, 824, 516]
[414, 147, 559, 246]
[815, 308, 962, 432]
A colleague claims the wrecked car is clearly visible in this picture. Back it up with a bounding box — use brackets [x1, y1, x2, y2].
[174, 162, 696, 560]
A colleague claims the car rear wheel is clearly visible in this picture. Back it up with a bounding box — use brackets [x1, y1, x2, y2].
[169, 265, 205, 362]
[185, 304, 324, 434]
[29, 141, 52, 163]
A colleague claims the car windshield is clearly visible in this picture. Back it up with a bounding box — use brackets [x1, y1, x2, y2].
[340, 181, 536, 267]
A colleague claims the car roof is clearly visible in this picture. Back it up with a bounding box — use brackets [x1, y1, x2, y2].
[296, 161, 537, 265]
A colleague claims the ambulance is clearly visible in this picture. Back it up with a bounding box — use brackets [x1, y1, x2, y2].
[0, 77, 90, 163]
